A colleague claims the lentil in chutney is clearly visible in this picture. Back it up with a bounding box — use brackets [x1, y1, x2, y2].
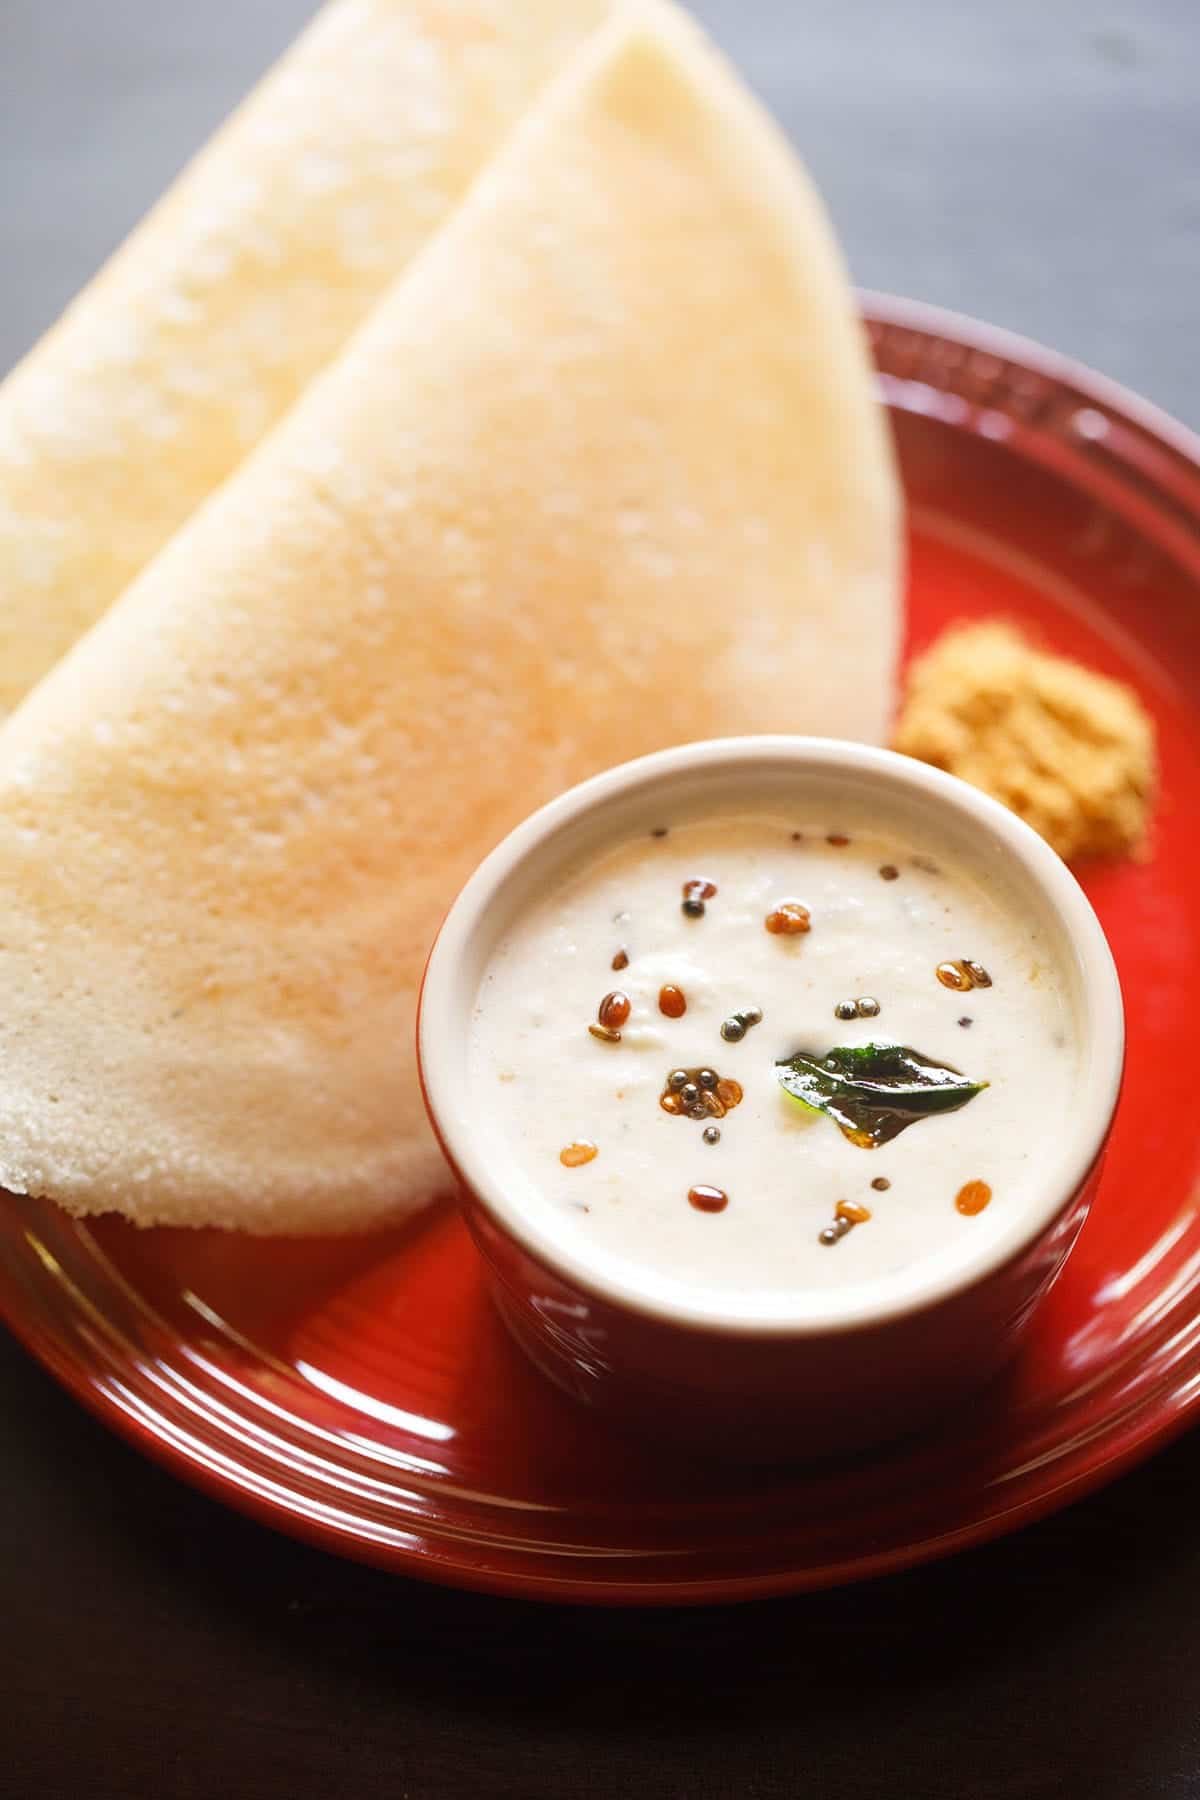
[468, 813, 1074, 1302]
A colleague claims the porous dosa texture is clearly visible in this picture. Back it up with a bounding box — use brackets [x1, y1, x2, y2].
[0, 2, 900, 1231]
[0, 0, 611, 716]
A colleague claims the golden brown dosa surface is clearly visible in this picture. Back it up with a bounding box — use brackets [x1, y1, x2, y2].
[0, 3, 900, 1230]
[0, 0, 611, 715]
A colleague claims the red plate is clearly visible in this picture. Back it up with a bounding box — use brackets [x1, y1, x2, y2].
[2, 294, 1199, 1605]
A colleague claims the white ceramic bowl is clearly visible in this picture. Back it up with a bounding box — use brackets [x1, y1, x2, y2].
[419, 737, 1124, 1457]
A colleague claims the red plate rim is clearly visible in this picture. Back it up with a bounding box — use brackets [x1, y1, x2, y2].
[859, 289, 1200, 465]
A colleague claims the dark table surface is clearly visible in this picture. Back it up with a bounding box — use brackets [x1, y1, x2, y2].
[1, 5, 1198, 1797]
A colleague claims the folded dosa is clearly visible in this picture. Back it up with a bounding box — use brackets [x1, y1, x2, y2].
[0, 2, 900, 1231]
[0, 0, 610, 716]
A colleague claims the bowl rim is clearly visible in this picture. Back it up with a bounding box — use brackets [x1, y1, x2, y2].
[417, 736, 1125, 1337]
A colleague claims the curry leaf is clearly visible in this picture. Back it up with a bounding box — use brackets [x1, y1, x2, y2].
[775, 1042, 987, 1148]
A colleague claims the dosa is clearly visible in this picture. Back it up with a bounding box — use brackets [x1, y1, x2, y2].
[0, 0, 610, 715]
[0, 3, 899, 1231]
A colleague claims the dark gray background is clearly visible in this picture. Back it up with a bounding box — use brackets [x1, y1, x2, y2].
[0, 0, 1196, 423]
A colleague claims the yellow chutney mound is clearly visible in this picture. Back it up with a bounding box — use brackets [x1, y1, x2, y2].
[0, 3, 901, 1232]
[0, 0, 612, 717]
[895, 622, 1155, 861]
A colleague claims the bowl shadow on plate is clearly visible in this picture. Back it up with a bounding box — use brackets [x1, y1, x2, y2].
[46, 1193, 728, 1504]
[95, 1191, 1033, 1491]
[17, 1186, 1099, 1509]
